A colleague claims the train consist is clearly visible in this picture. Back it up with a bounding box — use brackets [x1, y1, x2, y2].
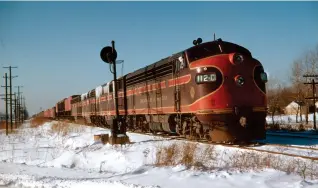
[37, 38, 268, 143]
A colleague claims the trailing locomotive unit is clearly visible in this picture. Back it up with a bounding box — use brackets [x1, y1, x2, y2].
[71, 38, 268, 143]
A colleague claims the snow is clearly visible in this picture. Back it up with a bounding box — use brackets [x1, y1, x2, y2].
[0, 163, 149, 188]
[2, 163, 315, 188]
[267, 113, 318, 127]
[81, 93, 88, 100]
[103, 82, 110, 94]
[0, 120, 317, 188]
[95, 86, 103, 98]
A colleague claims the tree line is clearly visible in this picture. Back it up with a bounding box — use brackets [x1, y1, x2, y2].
[267, 43, 318, 124]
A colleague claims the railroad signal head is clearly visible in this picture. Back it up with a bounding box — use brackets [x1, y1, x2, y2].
[100, 46, 117, 64]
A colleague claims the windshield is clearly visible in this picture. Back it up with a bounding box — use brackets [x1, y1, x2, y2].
[186, 40, 252, 63]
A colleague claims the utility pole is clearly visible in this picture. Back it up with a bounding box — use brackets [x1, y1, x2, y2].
[303, 74, 318, 130]
[1, 73, 9, 135]
[3, 66, 18, 131]
[1, 94, 16, 131]
[22, 97, 26, 121]
[111, 41, 120, 123]
[20, 95, 24, 122]
[14, 92, 17, 126]
[15, 86, 23, 125]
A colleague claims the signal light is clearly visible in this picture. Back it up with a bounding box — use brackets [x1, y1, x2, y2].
[100, 46, 117, 64]
[229, 53, 244, 65]
[234, 75, 245, 86]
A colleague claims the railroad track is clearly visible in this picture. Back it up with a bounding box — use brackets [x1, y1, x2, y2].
[259, 143, 318, 151]
[128, 131, 318, 161]
[266, 132, 318, 139]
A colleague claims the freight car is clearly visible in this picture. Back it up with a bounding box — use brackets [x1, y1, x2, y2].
[40, 38, 268, 143]
[34, 110, 44, 118]
[44, 107, 56, 119]
[55, 95, 80, 120]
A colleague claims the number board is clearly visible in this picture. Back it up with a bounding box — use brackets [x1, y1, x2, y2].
[196, 73, 217, 84]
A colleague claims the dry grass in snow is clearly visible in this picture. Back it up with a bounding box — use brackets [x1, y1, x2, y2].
[30, 117, 52, 128]
[50, 121, 86, 136]
[152, 141, 318, 180]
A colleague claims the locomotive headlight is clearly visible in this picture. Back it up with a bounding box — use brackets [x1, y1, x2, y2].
[234, 75, 245, 86]
[229, 53, 244, 65]
[233, 53, 244, 64]
[260, 72, 268, 83]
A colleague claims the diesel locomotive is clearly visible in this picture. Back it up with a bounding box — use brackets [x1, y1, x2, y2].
[40, 38, 268, 143]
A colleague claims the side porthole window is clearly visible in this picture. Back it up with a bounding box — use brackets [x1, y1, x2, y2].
[254, 66, 266, 93]
[260, 72, 268, 83]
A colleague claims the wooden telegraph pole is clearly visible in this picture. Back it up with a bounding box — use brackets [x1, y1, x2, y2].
[1, 73, 9, 135]
[22, 96, 26, 122]
[15, 86, 23, 126]
[303, 74, 318, 130]
[100, 40, 129, 145]
[3, 66, 18, 131]
[14, 92, 17, 126]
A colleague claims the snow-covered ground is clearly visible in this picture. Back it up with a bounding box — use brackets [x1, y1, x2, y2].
[0, 120, 318, 188]
[267, 113, 318, 127]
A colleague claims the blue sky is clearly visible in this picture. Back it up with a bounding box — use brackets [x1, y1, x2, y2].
[0, 1, 317, 115]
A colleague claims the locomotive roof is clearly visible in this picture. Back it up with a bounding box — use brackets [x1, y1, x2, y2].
[57, 98, 67, 104]
[126, 51, 183, 80]
[125, 39, 251, 80]
[76, 39, 251, 100]
[185, 39, 252, 57]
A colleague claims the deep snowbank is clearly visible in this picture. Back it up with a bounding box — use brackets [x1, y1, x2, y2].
[0, 121, 317, 188]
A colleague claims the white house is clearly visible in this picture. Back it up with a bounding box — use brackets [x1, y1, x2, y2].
[284, 101, 301, 115]
[284, 101, 318, 115]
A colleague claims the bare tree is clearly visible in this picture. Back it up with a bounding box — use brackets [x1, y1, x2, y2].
[289, 43, 318, 124]
[290, 59, 306, 122]
[307, 44, 318, 73]
[267, 77, 284, 124]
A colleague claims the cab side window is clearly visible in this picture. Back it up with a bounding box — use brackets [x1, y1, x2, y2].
[178, 56, 187, 70]
[174, 55, 187, 74]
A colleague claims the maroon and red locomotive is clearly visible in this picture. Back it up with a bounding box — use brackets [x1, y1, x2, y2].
[41, 38, 268, 143]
